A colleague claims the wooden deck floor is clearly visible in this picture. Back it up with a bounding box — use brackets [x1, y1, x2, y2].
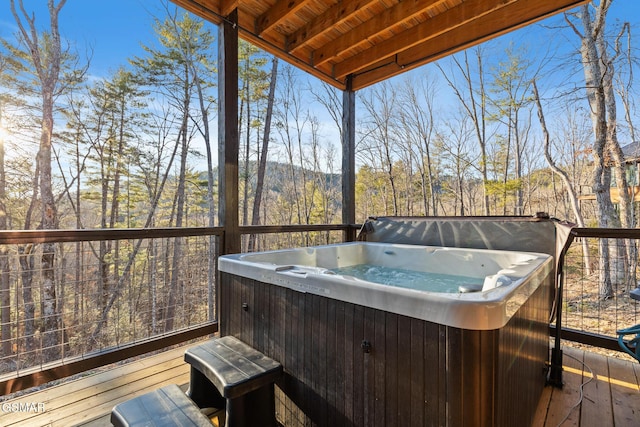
[1, 344, 638, 426]
[0, 344, 194, 427]
[533, 346, 640, 427]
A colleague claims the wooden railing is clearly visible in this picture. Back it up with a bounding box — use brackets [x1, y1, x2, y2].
[0, 225, 355, 395]
[0, 227, 223, 394]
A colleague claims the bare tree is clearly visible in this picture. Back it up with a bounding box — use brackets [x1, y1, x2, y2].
[0, 45, 25, 360]
[398, 74, 439, 216]
[238, 41, 268, 233]
[275, 65, 313, 225]
[533, 79, 592, 274]
[488, 46, 535, 215]
[132, 10, 214, 330]
[360, 82, 400, 215]
[248, 57, 278, 252]
[163, 2, 217, 319]
[439, 113, 479, 215]
[438, 48, 492, 215]
[0, 112, 10, 358]
[614, 23, 638, 290]
[567, 0, 628, 298]
[10, 0, 67, 360]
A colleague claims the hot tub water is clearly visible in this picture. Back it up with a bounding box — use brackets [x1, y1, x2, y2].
[329, 263, 484, 293]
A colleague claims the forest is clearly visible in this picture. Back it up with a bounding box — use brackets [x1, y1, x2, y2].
[0, 0, 638, 373]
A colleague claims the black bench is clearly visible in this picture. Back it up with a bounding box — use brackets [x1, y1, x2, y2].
[185, 335, 283, 427]
[110, 383, 213, 427]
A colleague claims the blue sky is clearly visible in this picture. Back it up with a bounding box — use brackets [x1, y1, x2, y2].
[0, 0, 192, 77]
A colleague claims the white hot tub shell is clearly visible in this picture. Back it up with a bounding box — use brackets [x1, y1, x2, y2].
[218, 242, 553, 330]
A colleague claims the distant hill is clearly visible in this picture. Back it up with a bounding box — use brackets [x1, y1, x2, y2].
[197, 161, 341, 194]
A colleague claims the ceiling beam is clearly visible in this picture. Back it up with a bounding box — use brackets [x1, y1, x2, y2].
[255, 0, 309, 35]
[220, 0, 239, 17]
[237, 29, 348, 89]
[169, 0, 223, 24]
[332, 0, 515, 79]
[397, 0, 589, 69]
[286, 0, 379, 53]
[350, 58, 399, 91]
[312, 0, 448, 68]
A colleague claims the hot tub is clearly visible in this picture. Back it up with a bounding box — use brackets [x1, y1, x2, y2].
[219, 242, 552, 330]
[218, 241, 554, 426]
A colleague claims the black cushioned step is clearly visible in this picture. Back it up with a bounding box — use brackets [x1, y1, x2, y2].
[184, 335, 282, 399]
[110, 384, 213, 427]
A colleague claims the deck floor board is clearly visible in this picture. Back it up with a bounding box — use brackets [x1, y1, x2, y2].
[541, 347, 584, 426]
[607, 353, 640, 426]
[2, 344, 192, 427]
[581, 349, 613, 427]
[1, 343, 638, 426]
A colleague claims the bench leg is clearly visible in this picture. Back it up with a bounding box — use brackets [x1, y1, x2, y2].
[186, 366, 226, 409]
[226, 385, 277, 427]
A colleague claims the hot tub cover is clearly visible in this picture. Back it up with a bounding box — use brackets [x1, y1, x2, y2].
[357, 214, 570, 256]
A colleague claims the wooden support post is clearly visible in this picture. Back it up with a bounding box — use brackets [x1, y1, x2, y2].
[342, 75, 356, 241]
[218, 9, 240, 255]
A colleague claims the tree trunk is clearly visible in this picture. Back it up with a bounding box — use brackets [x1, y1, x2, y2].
[40, 98, 61, 360]
[600, 23, 630, 291]
[533, 79, 592, 274]
[439, 50, 490, 214]
[165, 97, 189, 332]
[248, 58, 278, 252]
[241, 60, 251, 234]
[514, 110, 523, 216]
[149, 236, 157, 334]
[11, 0, 67, 360]
[0, 136, 11, 358]
[19, 245, 36, 353]
[617, 39, 638, 290]
[570, 3, 617, 298]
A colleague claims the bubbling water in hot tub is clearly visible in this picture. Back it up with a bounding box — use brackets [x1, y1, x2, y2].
[329, 264, 485, 293]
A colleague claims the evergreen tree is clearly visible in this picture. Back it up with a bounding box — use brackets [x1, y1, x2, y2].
[131, 7, 215, 330]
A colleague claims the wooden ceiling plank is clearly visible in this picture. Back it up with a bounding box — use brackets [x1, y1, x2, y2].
[352, 60, 402, 90]
[352, 0, 589, 89]
[286, 0, 379, 53]
[255, 0, 310, 35]
[313, 0, 448, 68]
[332, 0, 518, 80]
[173, 0, 589, 90]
